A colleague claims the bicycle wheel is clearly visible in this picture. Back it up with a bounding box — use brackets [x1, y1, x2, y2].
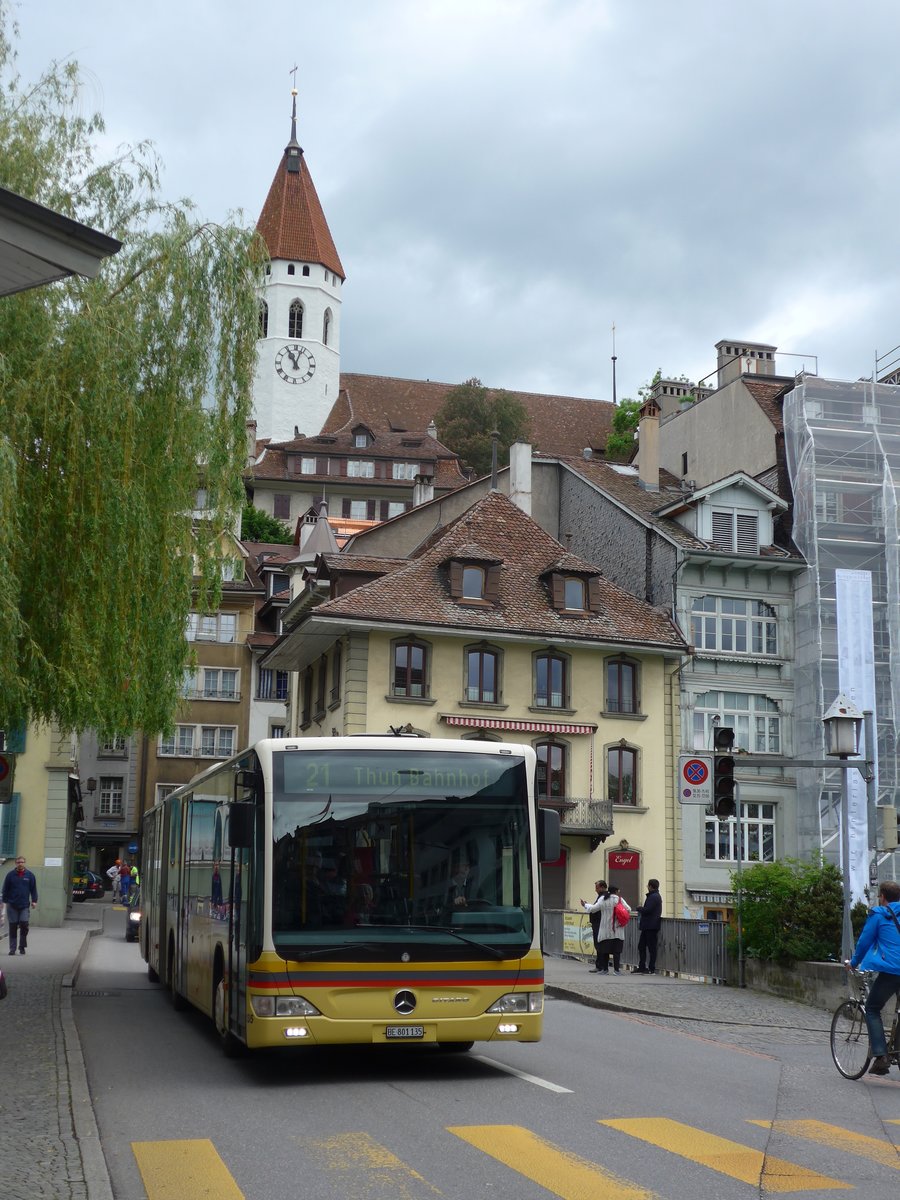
[830, 1000, 871, 1079]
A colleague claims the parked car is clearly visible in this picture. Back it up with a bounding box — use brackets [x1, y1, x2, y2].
[125, 887, 141, 942]
[84, 870, 105, 899]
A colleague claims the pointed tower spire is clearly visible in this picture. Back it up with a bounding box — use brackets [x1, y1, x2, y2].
[256, 82, 344, 278]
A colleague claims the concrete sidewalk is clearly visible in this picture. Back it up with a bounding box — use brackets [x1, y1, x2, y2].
[0, 901, 114, 1200]
[544, 954, 834, 1033]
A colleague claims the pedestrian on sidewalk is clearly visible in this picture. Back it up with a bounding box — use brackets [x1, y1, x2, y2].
[581, 880, 607, 972]
[583, 882, 628, 974]
[2, 855, 38, 955]
[846, 878, 900, 1076]
[107, 860, 122, 902]
[119, 862, 132, 904]
[635, 878, 662, 974]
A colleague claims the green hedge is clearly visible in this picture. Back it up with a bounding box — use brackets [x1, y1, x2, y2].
[728, 855, 845, 964]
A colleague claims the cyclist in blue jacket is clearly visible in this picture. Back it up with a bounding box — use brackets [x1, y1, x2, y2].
[847, 879, 900, 1075]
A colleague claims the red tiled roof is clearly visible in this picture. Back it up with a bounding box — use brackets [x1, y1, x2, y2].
[309, 491, 686, 650]
[743, 377, 791, 432]
[323, 374, 615, 460]
[257, 146, 344, 278]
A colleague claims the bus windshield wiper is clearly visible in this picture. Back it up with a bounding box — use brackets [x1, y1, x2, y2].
[363, 922, 507, 960]
[281, 941, 384, 961]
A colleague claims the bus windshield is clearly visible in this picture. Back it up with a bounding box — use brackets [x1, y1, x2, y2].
[271, 748, 533, 959]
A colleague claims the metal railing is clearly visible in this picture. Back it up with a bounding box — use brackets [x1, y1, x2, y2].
[542, 796, 614, 836]
[542, 909, 731, 983]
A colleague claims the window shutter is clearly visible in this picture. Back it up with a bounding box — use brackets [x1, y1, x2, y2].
[366, 500, 376, 520]
[484, 565, 501, 604]
[341, 498, 351, 519]
[711, 511, 734, 551]
[273, 494, 290, 519]
[736, 512, 759, 555]
[0, 793, 20, 856]
[588, 576, 602, 612]
[316, 457, 328, 475]
[551, 574, 565, 609]
[449, 561, 463, 597]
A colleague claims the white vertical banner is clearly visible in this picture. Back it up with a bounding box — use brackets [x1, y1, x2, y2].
[835, 569, 876, 903]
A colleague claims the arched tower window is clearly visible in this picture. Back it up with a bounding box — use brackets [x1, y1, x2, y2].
[323, 308, 332, 346]
[302, 265, 310, 277]
[287, 264, 295, 276]
[289, 300, 304, 340]
[258, 301, 268, 338]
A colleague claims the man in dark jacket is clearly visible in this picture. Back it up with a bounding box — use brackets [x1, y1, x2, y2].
[2, 856, 38, 955]
[635, 878, 662, 974]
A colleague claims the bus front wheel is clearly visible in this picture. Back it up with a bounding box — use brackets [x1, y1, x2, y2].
[213, 966, 244, 1058]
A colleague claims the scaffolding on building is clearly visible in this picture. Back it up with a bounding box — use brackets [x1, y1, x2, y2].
[784, 374, 900, 883]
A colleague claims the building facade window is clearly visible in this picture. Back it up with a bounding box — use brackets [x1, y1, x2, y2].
[347, 460, 375, 478]
[534, 652, 568, 708]
[692, 691, 782, 754]
[273, 493, 291, 519]
[300, 668, 313, 726]
[315, 655, 328, 716]
[392, 639, 429, 698]
[258, 301, 268, 337]
[187, 612, 237, 643]
[392, 462, 420, 480]
[257, 668, 289, 701]
[536, 741, 566, 802]
[300, 457, 316, 474]
[288, 299, 304, 339]
[98, 776, 124, 817]
[323, 308, 332, 346]
[159, 725, 235, 758]
[155, 784, 177, 804]
[690, 596, 778, 655]
[608, 744, 638, 805]
[99, 736, 127, 755]
[564, 577, 587, 610]
[606, 657, 639, 714]
[705, 802, 776, 862]
[202, 668, 238, 700]
[465, 646, 499, 703]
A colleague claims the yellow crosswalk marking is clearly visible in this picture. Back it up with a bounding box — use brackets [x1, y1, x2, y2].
[449, 1125, 657, 1200]
[749, 1120, 900, 1169]
[132, 1140, 244, 1200]
[600, 1118, 851, 1193]
[294, 1132, 442, 1198]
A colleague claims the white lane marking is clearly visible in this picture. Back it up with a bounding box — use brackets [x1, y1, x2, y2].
[472, 1055, 574, 1093]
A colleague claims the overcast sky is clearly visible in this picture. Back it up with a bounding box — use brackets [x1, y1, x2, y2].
[11, 0, 900, 404]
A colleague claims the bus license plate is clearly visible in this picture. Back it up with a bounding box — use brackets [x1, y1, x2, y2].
[385, 1025, 425, 1039]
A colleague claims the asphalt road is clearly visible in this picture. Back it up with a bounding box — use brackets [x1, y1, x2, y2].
[73, 914, 900, 1199]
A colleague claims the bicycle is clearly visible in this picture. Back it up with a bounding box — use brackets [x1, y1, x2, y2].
[830, 967, 900, 1079]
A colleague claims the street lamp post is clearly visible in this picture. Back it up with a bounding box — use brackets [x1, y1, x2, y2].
[822, 694, 865, 963]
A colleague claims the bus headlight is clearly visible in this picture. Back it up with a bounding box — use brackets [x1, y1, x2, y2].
[486, 992, 542, 1015]
[252, 995, 321, 1018]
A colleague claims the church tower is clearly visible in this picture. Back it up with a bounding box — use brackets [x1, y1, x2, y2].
[253, 88, 345, 444]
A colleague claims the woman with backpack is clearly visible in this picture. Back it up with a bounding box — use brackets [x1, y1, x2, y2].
[582, 883, 630, 975]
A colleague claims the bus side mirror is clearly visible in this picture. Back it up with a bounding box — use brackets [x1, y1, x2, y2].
[234, 768, 261, 802]
[538, 807, 560, 864]
[229, 803, 255, 850]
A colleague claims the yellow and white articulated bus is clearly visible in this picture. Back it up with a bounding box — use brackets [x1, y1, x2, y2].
[141, 735, 560, 1056]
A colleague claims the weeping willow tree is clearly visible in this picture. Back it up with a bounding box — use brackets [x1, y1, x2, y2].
[0, 11, 263, 735]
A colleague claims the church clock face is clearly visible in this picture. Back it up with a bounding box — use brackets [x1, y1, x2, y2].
[275, 343, 316, 384]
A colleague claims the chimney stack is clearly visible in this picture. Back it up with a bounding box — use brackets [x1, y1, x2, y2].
[637, 397, 660, 492]
[413, 473, 434, 507]
[509, 440, 532, 515]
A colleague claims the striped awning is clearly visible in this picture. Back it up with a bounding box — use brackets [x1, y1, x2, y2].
[441, 714, 596, 735]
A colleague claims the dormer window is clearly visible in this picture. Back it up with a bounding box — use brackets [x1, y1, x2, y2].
[711, 509, 759, 555]
[447, 558, 501, 605]
[462, 566, 485, 599]
[547, 571, 600, 614]
[353, 428, 373, 448]
[563, 578, 586, 611]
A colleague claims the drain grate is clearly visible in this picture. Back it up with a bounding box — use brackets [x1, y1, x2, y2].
[73, 990, 121, 998]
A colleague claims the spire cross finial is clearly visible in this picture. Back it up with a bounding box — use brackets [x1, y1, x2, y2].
[289, 64, 298, 89]
[288, 66, 299, 144]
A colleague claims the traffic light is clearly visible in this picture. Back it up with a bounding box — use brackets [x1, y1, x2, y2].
[713, 726, 736, 818]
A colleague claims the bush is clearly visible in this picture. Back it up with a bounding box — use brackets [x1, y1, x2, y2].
[728, 855, 843, 964]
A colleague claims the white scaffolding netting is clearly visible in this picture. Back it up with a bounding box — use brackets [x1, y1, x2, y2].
[784, 376, 899, 881]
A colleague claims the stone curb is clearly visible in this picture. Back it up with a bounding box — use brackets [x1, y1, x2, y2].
[60, 912, 115, 1200]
